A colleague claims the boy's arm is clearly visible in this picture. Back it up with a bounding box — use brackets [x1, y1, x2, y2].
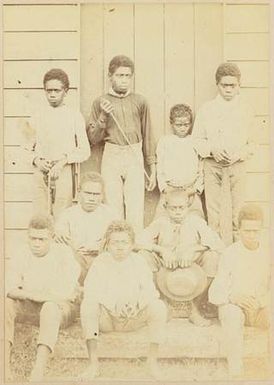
[208, 252, 232, 305]
[193, 156, 204, 194]
[196, 217, 225, 253]
[86, 98, 108, 145]
[156, 138, 168, 192]
[136, 219, 163, 254]
[65, 112, 90, 164]
[54, 211, 71, 245]
[192, 108, 212, 158]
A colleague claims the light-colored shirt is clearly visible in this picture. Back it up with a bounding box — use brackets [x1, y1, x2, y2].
[24, 103, 90, 164]
[192, 94, 255, 160]
[87, 92, 156, 165]
[138, 214, 224, 256]
[6, 243, 80, 301]
[209, 241, 270, 307]
[156, 134, 204, 193]
[83, 251, 160, 314]
[55, 203, 118, 251]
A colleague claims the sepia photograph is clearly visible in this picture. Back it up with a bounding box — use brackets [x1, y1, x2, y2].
[1, 0, 272, 383]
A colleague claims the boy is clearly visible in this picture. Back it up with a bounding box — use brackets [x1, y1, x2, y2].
[24, 68, 90, 217]
[5, 215, 80, 381]
[209, 204, 270, 377]
[156, 103, 204, 216]
[192, 63, 255, 245]
[54, 172, 118, 284]
[87, 55, 156, 232]
[80, 221, 167, 379]
[138, 189, 224, 326]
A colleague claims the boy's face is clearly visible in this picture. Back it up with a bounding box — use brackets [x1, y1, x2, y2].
[171, 116, 192, 138]
[44, 79, 67, 107]
[239, 219, 262, 250]
[107, 231, 133, 260]
[28, 228, 51, 258]
[109, 66, 133, 94]
[217, 75, 240, 101]
[79, 181, 103, 212]
[164, 194, 189, 223]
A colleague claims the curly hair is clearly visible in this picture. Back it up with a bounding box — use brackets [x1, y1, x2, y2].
[169, 104, 193, 124]
[215, 62, 241, 84]
[108, 55, 134, 75]
[43, 68, 70, 90]
[101, 220, 135, 251]
[28, 214, 54, 234]
[238, 204, 263, 227]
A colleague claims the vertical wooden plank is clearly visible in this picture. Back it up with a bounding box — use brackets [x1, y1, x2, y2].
[165, 3, 194, 133]
[135, 3, 164, 141]
[103, 3, 134, 91]
[194, 3, 224, 110]
[80, 3, 104, 174]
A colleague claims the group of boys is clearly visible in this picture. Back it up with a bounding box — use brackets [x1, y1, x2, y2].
[5, 55, 270, 381]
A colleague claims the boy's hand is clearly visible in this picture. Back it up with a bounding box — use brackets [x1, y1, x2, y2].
[211, 148, 231, 164]
[230, 294, 260, 310]
[34, 158, 52, 173]
[50, 157, 67, 179]
[53, 232, 71, 245]
[162, 249, 178, 269]
[100, 98, 114, 115]
[179, 255, 194, 268]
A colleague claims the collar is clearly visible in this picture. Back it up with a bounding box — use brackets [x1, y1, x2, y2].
[108, 87, 131, 98]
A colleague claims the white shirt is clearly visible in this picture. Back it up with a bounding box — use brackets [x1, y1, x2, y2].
[138, 214, 224, 255]
[55, 203, 118, 251]
[24, 103, 90, 164]
[156, 134, 203, 193]
[83, 251, 160, 314]
[192, 94, 255, 159]
[6, 243, 80, 301]
[209, 241, 270, 307]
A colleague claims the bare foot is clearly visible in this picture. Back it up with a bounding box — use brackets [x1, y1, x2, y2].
[189, 305, 212, 327]
[79, 361, 100, 381]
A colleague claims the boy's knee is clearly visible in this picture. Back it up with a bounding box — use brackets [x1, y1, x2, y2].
[219, 304, 244, 326]
[200, 250, 220, 278]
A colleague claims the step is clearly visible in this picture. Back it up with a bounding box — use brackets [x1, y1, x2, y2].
[14, 318, 270, 360]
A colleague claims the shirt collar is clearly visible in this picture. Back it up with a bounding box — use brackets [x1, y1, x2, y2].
[108, 87, 131, 98]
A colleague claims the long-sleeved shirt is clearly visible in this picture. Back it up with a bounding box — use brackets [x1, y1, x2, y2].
[209, 241, 270, 307]
[83, 251, 160, 314]
[55, 203, 118, 251]
[23, 103, 90, 165]
[156, 134, 204, 193]
[138, 214, 224, 257]
[87, 92, 156, 165]
[6, 243, 80, 301]
[192, 94, 255, 160]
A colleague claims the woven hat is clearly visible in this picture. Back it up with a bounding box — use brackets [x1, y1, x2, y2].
[156, 263, 207, 301]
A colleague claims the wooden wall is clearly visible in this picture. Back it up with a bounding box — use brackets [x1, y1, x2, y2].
[3, 1, 270, 258]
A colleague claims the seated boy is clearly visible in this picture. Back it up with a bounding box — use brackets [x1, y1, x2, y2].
[137, 189, 224, 326]
[87, 55, 156, 232]
[5, 215, 80, 382]
[80, 221, 167, 379]
[24, 68, 90, 217]
[209, 204, 270, 378]
[192, 63, 255, 245]
[54, 172, 118, 284]
[156, 103, 204, 216]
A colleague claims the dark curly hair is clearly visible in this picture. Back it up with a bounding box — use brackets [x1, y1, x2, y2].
[43, 68, 70, 90]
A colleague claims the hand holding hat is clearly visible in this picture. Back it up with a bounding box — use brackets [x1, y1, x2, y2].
[161, 248, 179, 270]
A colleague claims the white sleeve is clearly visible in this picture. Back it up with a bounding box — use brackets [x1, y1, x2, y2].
[66, 111, 90, 164]
[208, 251, 232, 305]
[192, 107, 211, 158]
[156, 138, 168, 192]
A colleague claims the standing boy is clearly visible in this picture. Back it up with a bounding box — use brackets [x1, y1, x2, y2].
[80, 221, 167, 379]
[5, 215, 80, 381]
[24, 68, 90, 217]
[192, 63, 255, 245]
[137, 189, 224, 326]
[54, 172, 118, 284]
[87, 55, 156, 232]
[209, 204, 270, 377]
[156, 103, 204, 216]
